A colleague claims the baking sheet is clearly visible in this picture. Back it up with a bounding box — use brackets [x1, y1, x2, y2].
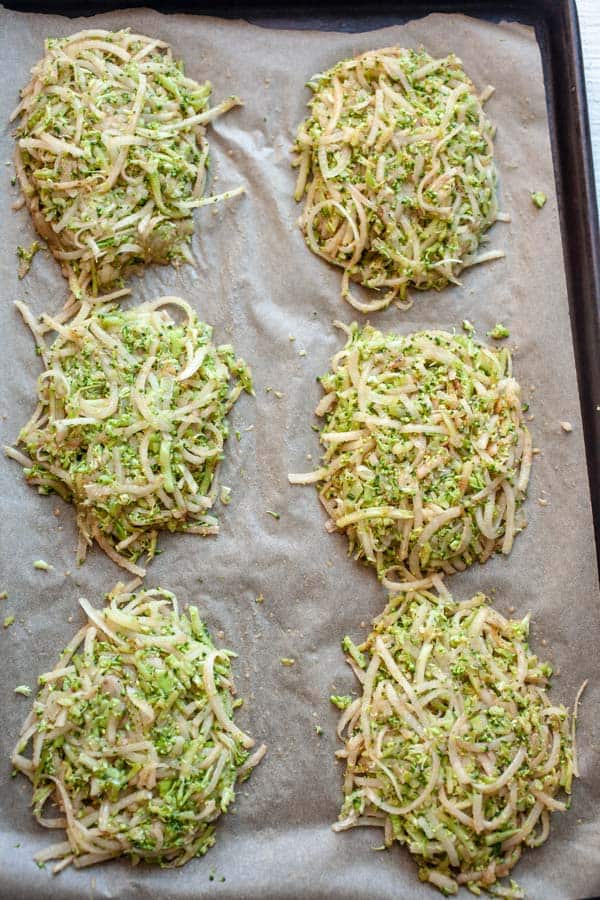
[0, 6, 598, 899]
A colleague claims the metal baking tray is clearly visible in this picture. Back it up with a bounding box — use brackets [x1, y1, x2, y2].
[3, 3, 599, 899]
[7, 0, 598, 569]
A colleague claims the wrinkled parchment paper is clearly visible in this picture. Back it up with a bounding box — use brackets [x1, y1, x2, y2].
[0, 7, 598, 899]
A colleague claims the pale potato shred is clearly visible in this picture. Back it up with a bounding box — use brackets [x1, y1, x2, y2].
[293, 47, 503, 312]
[12, 584, 266, 872]
[289, 324, 532, 590]
[11, 29, 243, 305]
[6, 296, 252, 576]
[332, 582, 586, 897]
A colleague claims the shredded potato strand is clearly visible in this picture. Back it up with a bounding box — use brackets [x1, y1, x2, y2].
[293, 48, 500, 310]
[289, 325, 531, 585]
[333, 586, 580, 897]
[12, 584, 265, 871]
[13, 28, 243, 300]
[8, 296, 252, 574]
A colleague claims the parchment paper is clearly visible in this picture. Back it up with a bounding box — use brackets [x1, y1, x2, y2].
[0, 7, 598, 900]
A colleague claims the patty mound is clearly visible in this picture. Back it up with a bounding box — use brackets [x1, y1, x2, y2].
[12, 29, 243, 300]
[332, 583, 582, 897]
[289, 324, 531, 589]
[12, 584, 265, 871]
[7, 295, 252, 575]
[293, 47, 500, 312]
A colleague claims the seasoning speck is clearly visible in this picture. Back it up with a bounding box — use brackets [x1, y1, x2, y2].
[280, 658, 295, 666]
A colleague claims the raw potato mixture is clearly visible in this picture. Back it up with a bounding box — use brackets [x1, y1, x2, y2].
[294, 47, 501, 312]
[290, 324, 531, 590]
[12, 584, 265, 872]
[12, 29, 243, 303]
[332, 582, 582, 898]
[7, 295, 252, 576]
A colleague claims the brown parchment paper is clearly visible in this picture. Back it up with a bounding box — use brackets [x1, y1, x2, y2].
[0, 7, 598, 900]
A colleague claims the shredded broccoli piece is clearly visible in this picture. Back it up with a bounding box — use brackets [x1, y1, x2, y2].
[16, 241, 41, 279]
[487, 323, 510, 340]
[531, 191, 547, 209]
[14, 685, 32, 696]
[330, 695, 353, 710]
[342, 636, 367, 669]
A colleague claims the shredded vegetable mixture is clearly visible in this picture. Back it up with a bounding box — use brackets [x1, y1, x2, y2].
[289, 324, 531, 590]
[12, 584, 266, 872]
[293, 47, 502, 312]
[11, 29, 243, 304]
[333, 582, 584, 897]
[6, 296, 252, 576]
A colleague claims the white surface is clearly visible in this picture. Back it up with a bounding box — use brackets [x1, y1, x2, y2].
[577, 0, 600, 202]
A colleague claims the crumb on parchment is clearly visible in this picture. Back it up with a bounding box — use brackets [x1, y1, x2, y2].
[531, 191, 547, 209]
